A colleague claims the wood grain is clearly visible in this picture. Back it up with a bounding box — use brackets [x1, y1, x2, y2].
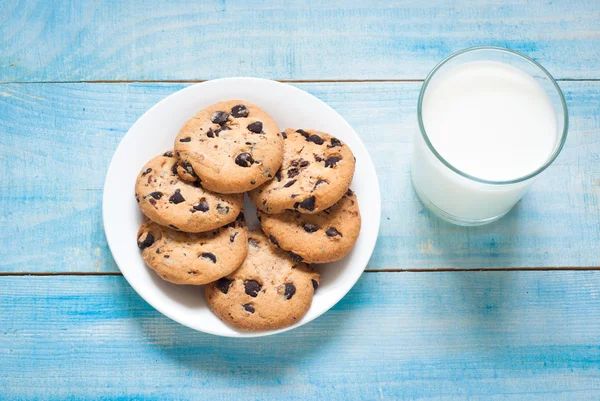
[1, 272, 600, 400]
[2, 0, 600, 82]
[0, 81, 598, 272]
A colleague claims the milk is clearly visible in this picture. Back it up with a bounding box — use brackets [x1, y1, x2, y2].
[411, 59, 561, 225]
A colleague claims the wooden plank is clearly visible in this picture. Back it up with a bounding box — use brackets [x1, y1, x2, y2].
[0, 81, 598, 272]
[1, 272, 600, 400]
[1, 0, 599, 82]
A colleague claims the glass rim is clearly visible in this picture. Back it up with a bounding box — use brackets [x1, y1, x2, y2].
[417, 46, 569, 186]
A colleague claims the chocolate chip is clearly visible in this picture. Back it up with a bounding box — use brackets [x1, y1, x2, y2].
[296, 129, 310, 138]
[284, 283, 296, 300]
[169, 224, 179, 230]
[149, 192, 162, 200]
[297, 196, 316, 212]
[142, 168, 152, 176]
[247, 121, 263, 133]
[216, 204, 229, 215]
[275, 170, 282, 182]
[289, 252, 303, 262]
[235, 152, 254, 167]
[135, 195, 140, 203]
[200, 252, 217, 263]
[214, 126, 230, 136]
[192, 199, 209, 212]
[324, 156, 342, 168]
[346, 189, 355, 196]
[281, 131, 287, 139]
[231, 104, 249, 118]
[207, 128, 215, 138]
[171, 162, 179, 175]
[216, 278, 232, 294]
[169, 189, 185, 204]
[179, 137, 191, 143]
[180, 161, 197, 178]
[248, 238, 259, 247]
[243, 304, 255, 313]
[312, 279, 319, 291]
[250, 180, 256, 185]
[163, 151, 174, 157]
[326, 227, 342, 237]
[269, 235, 280, 247]
[230, 232, 238, 243]
[283, 180, 296, 188]
[302, 223, 319, 233]
[299, 160, 309, 168]
[328, 138, 342, 148]
[137, 232, 154, 250]
[313, 179, 328, 190]
[211, 111, 229, 125]
[149, 198, 156, 206]
[244, 280, 261, 297]
[307, 134, 324, 145]
[314, 156, 323, 162]
[287, 168, 300, 178]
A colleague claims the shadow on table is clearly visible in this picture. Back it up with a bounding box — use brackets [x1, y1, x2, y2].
[117, 276, 368, 381]
[415, 201, 528, 351]
[416, 201, 528, 269]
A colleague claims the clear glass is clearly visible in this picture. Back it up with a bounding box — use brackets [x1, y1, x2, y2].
[411, 47, 569, 226]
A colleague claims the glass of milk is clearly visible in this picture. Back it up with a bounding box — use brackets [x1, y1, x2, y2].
[411, 47, 568, 226]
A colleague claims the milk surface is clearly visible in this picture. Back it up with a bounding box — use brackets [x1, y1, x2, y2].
[421, 61, 557, 181]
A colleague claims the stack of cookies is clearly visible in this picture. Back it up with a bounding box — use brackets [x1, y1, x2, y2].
[135, 101, 361, 331]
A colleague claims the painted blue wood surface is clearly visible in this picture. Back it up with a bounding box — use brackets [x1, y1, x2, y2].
[0, 81, 598, 272]
[2, 0, 600, 82]
[2, 0, 600, 399]
[1, 272, 600, 400]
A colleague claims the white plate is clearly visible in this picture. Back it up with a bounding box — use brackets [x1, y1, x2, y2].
[103, 77, 381, 337]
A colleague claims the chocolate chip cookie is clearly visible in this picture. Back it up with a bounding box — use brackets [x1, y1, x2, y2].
[174, 101, 284, 194]
[249, 128, 355, 214]
[135, 151, 243, 232]
[137, 214, 248, 284]
[258, 189, 360, 264]
[205, 231, 320, 331]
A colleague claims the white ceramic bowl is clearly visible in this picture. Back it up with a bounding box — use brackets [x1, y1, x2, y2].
[103, 77, 381, 337]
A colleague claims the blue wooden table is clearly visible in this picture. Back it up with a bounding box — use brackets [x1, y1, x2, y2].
[1, 1, 599, 399]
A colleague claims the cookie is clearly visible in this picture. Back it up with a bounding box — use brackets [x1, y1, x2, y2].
[135, 151, 243, 232]
[137, 214, 248, 285]
[258, 189, 361, 264]
[174, 101, 284, 194]
[249, 128, 355, 214]
[205, 231, 320, 331]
